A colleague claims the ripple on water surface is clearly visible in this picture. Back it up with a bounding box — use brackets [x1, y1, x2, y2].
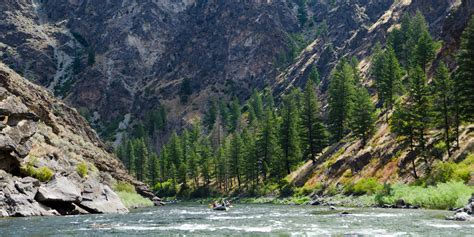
[0, 204, 473, 236]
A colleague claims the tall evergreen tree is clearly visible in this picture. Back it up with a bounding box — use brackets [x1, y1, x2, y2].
[135, 139, 149, 181]
[229, 98, 241, 132]
[204, 99, 218, 130]
[456, 17, 474, 122]
[255, 109, 281, 181]
[415, 29, 438, 72]
[250, 89, 264, 121]
[168, 132, 183, 168]
[328, 60, 355, 141]
[392, 102, 418, 179]
[280, 92, 301, 174]
[229, 133, 244, 187]
[300, 80, 328, 163]
[350, 87, 376, 147]
[432, 63, 456, 157]
[127, 140, 137, 175]
[241, 129, 258, 186]
[148, 153, 159, 185]
[407, 66, 433, 170]
[371, 45, 403, 110]
[309, 66, 320, 84]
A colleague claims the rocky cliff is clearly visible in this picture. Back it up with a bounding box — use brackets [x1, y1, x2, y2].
[0, 62, 154, 217]
[0, 0, 299, 144]
[2, 0, 472, 146]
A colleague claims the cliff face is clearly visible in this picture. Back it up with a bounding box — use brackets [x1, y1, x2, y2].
[2, 1, 471, 144]
[0, 62, 152, 217]
[0, 0, 298, 143]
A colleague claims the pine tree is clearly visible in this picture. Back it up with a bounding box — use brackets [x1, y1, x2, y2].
[229, 133, 243, 187]
[199, 138, 213, 185]
[371, 44, 403, 110]
[204, 99, 218, 130]
[148, 153, 159, 185]
[160, 147, 169, 181]
[250, 89, 264, 121]
[407, 66, 433, 170]
[229, 98, 241, 132]
[187, 150, 200, 186]
[415, 29, 438, 72]
[178, 162, 187, 186]
[456, 17, 474, 122]
[309, 66, 320, 85]
[127, 140, 137, 176]
[432, 63, 455, 156]
[300, 80, 328, 163]
[350, 87, 376, 147]
[168, 132, 183, 168]
[328, 60, 355, 141]
[135, 139, 149, 181]
[241, 129, 258, 186]
[297, 0, 308, 27]
[392, 102, 418, 178]
[255, 109, 281, 181]
[215, 146, 227, 191]
[219, 101, 230, 131]
[280, 92, 301, 174]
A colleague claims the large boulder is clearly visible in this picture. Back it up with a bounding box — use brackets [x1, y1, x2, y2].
[79, 178, 128, 214]
[36, 175, 82, 203]
[0, 170, 59, 217]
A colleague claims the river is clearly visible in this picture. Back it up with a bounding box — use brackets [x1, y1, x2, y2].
[0, 203, 472, 236]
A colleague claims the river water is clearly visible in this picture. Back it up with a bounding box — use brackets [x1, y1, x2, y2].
[0, 203, 472, 236]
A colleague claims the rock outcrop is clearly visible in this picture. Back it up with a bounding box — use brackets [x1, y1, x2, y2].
[447, 193, 474, 221]
[0, 62, 153, 217]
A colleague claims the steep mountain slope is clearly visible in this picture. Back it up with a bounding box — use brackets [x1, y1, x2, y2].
[0, 62, 154, 217]
[0, 0, 299, 143]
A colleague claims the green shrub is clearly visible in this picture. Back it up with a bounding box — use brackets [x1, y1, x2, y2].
[20, 162, 54, 182]
[428, 154, 474, 184]
[326, 184, 338, 196]
[352, 178, 383, 195]
[294, 183, 323, 197]
[36, 167, 54, 182]
[117, 191, 153, 209]
[375, 181, 474, 209]
[113, 181, 136, 193]
[428, 162, 455, 184]
[76, 162, 88, 178]
[153, 179, 178, 197]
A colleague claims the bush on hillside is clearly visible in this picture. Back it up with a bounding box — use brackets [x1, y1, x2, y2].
[345, 178, 383, 195]
[154, 179, 178, 197]
[76, 162, 88, 178]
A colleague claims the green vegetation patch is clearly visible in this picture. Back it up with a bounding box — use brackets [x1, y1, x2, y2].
[20, 158, 54, 182]
[76, 161, 89, 178]
[113, 181, 153, 209]
[375, 181, 474, 210]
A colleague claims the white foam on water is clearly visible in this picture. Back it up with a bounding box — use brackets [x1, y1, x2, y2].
[350, 213, 403, 218]
[216, 226, 274, 232]
[207, 215, 263, 220]
[426, 223, 462, 228]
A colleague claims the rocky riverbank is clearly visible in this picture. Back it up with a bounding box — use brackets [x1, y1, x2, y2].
[0, 63, 157, 217]
[447, 194, 474, 221]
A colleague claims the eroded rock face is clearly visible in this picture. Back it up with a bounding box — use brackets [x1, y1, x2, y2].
[0, 63, 154, 217]
[0, 87, 38, 173]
